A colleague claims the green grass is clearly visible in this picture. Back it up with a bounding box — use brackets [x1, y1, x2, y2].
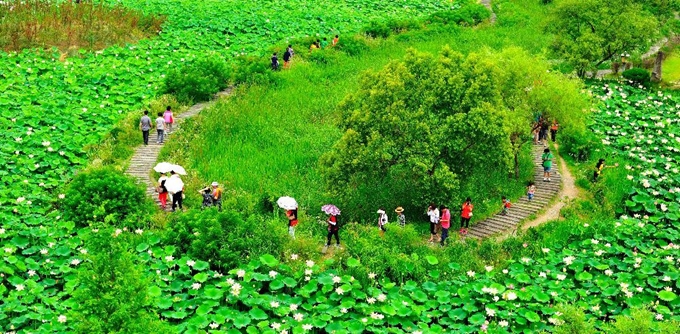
[162, 0, 552, 224]
[662, 51, 680, 85]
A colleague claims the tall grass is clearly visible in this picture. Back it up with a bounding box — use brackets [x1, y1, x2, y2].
[164, 0, 553, 225]
[0, 0, 164, 52]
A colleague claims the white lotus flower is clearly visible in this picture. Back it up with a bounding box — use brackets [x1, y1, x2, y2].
[270, 301, 279, 308]
[58, 315, 67, 323]
[191, 283, 201, 290]
[269, 270, 278, 278]
[186, 260, 195, 267]
[332, 276, 342, 284]
[294, 313, 304, 321]
[237, 269, 245, 278]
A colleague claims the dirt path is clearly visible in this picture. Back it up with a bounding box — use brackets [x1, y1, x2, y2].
[125, 89, 232, 209]
[495, 143, 578, 241]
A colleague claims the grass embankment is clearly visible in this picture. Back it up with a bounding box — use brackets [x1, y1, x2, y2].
[156, 0, 567, 278]
[0, 0, 163, 52]
[168, 0, 551, 222]
[662, 52, 680, 86]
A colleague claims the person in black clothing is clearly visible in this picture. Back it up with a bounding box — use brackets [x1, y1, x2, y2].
[283, 48, 292, 69]
[539, 119, 549, 144]
[271, 52, 279, 71]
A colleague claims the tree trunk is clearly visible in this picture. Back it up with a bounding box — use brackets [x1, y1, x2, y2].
[513, 151, 520, 180]
[652, 51, 664, 82]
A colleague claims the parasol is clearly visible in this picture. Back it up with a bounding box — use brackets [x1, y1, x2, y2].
[277, 196, 298, 210]
[321, 204, 341, 215]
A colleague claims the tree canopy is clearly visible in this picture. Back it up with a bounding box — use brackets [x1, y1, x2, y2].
[547, 0, 667, 77]
[321, 47, 589, 218]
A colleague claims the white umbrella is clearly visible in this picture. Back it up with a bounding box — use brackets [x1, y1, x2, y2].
[153, 162, 174, 173]
[165, 176, 184, 194]
[277, 196, 298, 210]
[170, 164, 187, 175]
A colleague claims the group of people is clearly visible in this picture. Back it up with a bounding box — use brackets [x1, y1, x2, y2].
[424, 199, 474, 246]
[532, 116, 559, 145]
[199, 182, 223, 211]
[139, 106, 174, 145]
[271, 35, 340, 70]
[157, 170, 183, 211]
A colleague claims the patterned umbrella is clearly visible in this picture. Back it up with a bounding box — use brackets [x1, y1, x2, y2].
[321, 204, 341, 215]
[276, 196, 298, 210]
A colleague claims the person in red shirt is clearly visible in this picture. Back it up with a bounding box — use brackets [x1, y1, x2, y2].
[324, 214, 341, 251]
[286, 208, 298, 239]
[460, 198, 473, 235]
[502, 196, 511, 215]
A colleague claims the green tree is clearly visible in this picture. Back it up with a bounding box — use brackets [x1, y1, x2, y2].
[547, 0, 658, 77]
[321, 47, 588, 218]
[70, 231, 172, 333]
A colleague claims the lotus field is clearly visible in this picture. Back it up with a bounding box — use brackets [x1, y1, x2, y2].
[2, 0, 680, 332]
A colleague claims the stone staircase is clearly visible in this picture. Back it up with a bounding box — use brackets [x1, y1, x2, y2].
[466, 144, 561, 238]
[125, 89, 232, 210]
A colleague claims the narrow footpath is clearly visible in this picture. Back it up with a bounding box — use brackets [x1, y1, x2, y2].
[467, 144, 563, 239]
[479, 0, 497, 24]
[125, 89, 232, 208]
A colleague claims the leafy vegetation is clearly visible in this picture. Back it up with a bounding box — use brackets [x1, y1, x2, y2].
[547, 0, 659, 77]
[162, 56, 231, 103]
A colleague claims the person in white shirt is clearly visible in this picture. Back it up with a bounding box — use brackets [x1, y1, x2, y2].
[427, 202, 440, 242]
[377, 208, 388, 236]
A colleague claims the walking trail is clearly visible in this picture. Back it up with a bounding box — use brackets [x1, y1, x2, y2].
[466, 142, 578, 239]
[125, 89, 232, 208]
[479, 0, 497, 24]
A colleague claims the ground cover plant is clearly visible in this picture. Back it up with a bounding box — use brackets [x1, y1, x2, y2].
[3, 0, 680, 332]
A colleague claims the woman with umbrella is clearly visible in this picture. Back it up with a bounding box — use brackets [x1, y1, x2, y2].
[165, 167, 186, 212]
[377, 208, 388, 236]
[277, 197, 298, 239]
[322, 205, 341, 251]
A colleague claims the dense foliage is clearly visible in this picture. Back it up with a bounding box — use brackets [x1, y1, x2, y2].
[321, 47, 588, 218]
[547, 0, 658, 77]
[163, 56, 231, 103]
[62, 167, 152, 229]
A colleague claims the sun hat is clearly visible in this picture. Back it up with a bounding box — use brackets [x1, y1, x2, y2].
[211, 182, 218, 186]
[376, 209, 385, 214]
[395, 207, 404, 213]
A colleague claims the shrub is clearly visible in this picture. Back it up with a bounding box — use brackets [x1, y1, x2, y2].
[336, 35, 371, 57]
[362, 20, 392, 38]
[622, 68, 651, 85]
[164, 210, 286, 270]
[62, 167, 152, 229]
[560, 127, 599, 162]
[428, 4, 491, 26]
[553, 304, 597, 334]
[71, 230, 172, 333]
[163, 56, 230, 103]
[231, 54, 276, 86]
[604, 306, 680, 333]
[307, 48, 340, 65]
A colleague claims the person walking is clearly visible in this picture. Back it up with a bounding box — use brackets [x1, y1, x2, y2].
[320, 37, 329, 49]
[283, 47, 292, 69]
[139, 110, 152, 145]
[539, 119, 549, 146]
[199, 188, 213, 209]
[427, 203, 439, 242]
[460, 198, 473, 235]
[501, 196, 511, 215]
[542, 148, 554, 182]
[155, 112, 165, 144]
[395, 207, 406, 227]
[157, 173, 168, 209]
[163, 106, 174, 133]
[286, 208, 298, 239]
[377, 208, 388, 236]
[271, 52, 280, 71]
[286, 44, 295, 58]
[170, 171, 184, 212]
[550, 120, 559, 142]
[323, 213, 341, 252]
[592, 158, 618, 181]
[527, 182, 536, 201]
[332, 35, 339, 46]
[439, 205, 451, 246]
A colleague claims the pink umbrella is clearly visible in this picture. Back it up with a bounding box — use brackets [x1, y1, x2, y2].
[321, 204, 341, 215]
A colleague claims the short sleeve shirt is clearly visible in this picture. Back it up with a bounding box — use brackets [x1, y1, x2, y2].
[156, 117, 165, 130]
[140, 115, 152, 131]
[542, 153, 554, 168]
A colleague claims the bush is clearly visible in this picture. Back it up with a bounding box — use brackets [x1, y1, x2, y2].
[71, 230, 172, 333]
[164, 210, 286, 270]
[307, 48, 340, 65]
[336, 35, 371, 57]
[62, 167, 152, 229]
[560, 127, 599, 162]
[362, 20, 392, 38]
[231, 54, 276, 86]
[622, 68, 651, 85]
[427, 4, 491, 26]
[163, 56, 230, 103]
